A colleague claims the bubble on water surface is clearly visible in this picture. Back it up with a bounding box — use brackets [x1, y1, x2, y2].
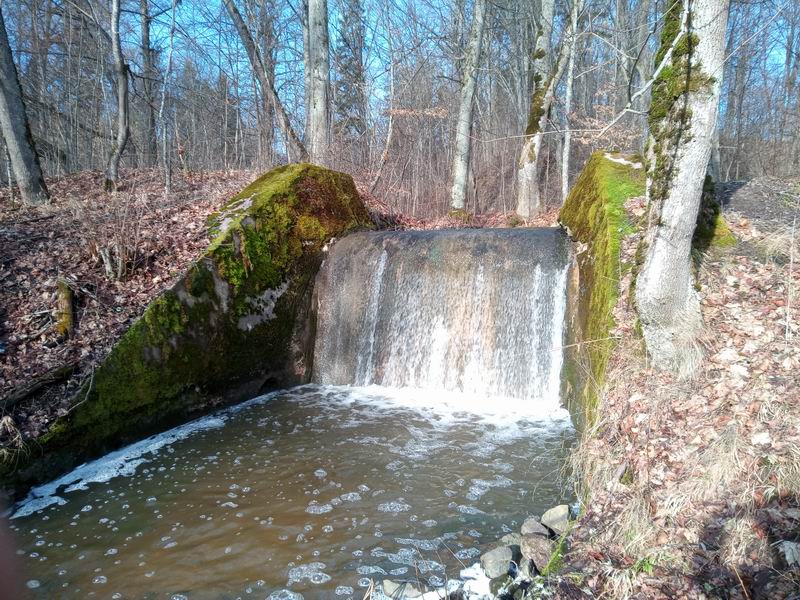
[305, 502, 333, 514]
[92, 575, 107, 584]
[335, 586, 354, 595]
[356, 565, 387, 575]
[287, 562, 331, 585]
[267, 591, 304, 600]
[377, 501, 410, 513]
[314, 469, 328, 479]
[26, 580, 40, 589]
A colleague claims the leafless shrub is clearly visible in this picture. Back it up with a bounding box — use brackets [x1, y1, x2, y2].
[70, 190, 151, 280]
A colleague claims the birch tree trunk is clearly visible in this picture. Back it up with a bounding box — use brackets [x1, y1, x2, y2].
[561, 0, 582, 203]
[515, 0, 555, 218]
[0, 6, 49, 206]
[449, 0, 487, 211]
[105, 0, 130, 191]
[634, 0, 730, 377]
[306, 0, 331, 165]
[223, 0, 308, 163]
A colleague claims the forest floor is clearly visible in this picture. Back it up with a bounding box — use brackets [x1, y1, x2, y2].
[0, 168, 556, 451]
[558, 179, 800, 599]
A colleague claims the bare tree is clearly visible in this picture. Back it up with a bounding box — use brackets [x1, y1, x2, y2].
[223, 0, 308, 162]
[0, 5, 48, 206]
[105, 0, 131, 191]
[635, 0, 730, 376]
[561, 0, 583, 202]
[139, 0, 157, 167]
[449, 0, 488, 211]
[306, 0, 331, 164]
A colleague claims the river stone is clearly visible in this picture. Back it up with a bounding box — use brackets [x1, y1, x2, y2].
[382, 579, 428, 598]
[519, 557, 535, 579]
[521, 534, 554, 573]
[480, 543, 521, 579]
[541, 504, 570, 535]
[500, 532, 523, 546]
[520, 516, 550, 537]
[489, 575, 512, 596]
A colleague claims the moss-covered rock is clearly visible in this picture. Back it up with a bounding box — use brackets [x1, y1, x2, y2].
[1, 164, 373, 502]
[559, 152, 645, 422]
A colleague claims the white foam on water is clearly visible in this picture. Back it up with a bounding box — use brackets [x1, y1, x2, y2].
[315, 384, 572, 428]
[11, 414, 228, 519]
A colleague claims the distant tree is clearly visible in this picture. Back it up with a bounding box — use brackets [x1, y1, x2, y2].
[0, 5, 48, 206]
[333, 0, 367, 160]
[635, 0, 730, 376]
[306, 0, 331, 164]
[449, 0, 488, 212]
[139, 0, 158, 167]
[105, 0, 131, 191]
[223, 0, 308, 162]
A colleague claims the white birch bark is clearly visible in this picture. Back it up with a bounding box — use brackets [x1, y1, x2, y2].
[635, 0, 730, 377]
[449, 0, 488, 211]
[0, 6, 49, 205]
[561, 0, 582, 203]
[515, 0, 555, 218]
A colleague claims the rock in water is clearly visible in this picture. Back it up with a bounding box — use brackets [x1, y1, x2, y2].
[520, 516, 550, 537]
[521, 534, 554, 573]
[480, 544, 521, 579]
[541, 504, 570, 536]
[382, 579, 428, 598]
[500, 532, 523, 546]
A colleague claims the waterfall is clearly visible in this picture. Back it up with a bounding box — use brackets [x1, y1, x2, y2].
[312, 228, 571, 409]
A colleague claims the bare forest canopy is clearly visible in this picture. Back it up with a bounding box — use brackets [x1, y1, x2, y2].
[1, 0, 798, 217]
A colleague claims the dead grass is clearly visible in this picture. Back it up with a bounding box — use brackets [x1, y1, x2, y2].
[561, 196, 800, 599]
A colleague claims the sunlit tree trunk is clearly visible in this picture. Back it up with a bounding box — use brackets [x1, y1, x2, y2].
[306, 0, 331, 165]
[635, 0, 730, 377]
[515, 0, 555, 218]
[449, 0, 487, 211]
[105, 0, 130, 191]
[561, 0, 582, 203]
[0, 6, 49, 205]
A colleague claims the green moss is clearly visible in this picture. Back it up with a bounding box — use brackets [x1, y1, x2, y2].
[647, 1, 715, 219]
[1, 164, 374, 501]
[693, 176, 736, 256]
[524, 79, 549, 138]
[559, 152, 645, 420]
[448, 208, 472, 223]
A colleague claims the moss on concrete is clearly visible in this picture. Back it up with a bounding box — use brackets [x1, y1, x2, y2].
[1, 164, 373, 501]
[559, 152, 645, 421]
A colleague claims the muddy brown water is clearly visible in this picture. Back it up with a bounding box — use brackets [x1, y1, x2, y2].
[9, 385, 574, 599]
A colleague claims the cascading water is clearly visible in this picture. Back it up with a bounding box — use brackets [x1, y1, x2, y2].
[9, 227, 577, 599]
[313, 228, 571, 411]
